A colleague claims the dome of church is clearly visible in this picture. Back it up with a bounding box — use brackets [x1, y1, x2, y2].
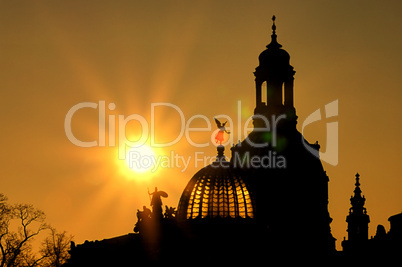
[258, 47, 290, 68]
[258, 16, 290, 69]
[177, 146, 255, 220]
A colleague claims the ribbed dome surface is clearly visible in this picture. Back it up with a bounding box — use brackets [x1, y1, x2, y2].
[177, 158, 255, 220]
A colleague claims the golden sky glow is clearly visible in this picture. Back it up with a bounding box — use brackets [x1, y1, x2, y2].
[0, 0, 401, 250]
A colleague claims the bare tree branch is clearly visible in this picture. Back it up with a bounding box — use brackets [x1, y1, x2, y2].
[0, 196, 51, 267]
[40, 227, 73, 267]
[0, 194, 73, 267]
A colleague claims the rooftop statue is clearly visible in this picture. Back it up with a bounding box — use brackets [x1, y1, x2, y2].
[214, 118, 230, 145]
[148, 187, 168, 219]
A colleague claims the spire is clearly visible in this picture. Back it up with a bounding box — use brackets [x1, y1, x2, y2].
[267, 15, 282, 49]
[343, 172, 370, 246]
[272, 15, 276, 34]
[349, 173, 367, 215]
[353, 173, 362, 196]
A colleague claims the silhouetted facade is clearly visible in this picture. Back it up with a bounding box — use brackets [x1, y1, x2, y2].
[66, 17, 401, 266]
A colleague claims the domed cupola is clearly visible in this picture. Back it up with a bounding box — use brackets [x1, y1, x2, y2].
[254, 16, 296, 115]
[258, 15, 290, 70]
[177, 146, 255, 221]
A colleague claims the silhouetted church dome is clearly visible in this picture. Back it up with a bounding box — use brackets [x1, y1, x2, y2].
[177, 146, 255, 220]
[258, 47, 290, 68]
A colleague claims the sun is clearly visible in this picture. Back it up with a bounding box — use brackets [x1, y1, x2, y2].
[125, 145, 156, 173]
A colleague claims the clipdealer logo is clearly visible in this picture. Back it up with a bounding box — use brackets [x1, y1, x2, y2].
[301, 100, 339, 166]
[64, 99, 339, 168]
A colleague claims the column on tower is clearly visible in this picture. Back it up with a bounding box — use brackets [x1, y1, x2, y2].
[255, 78, 263, 106]
[284, 76, 294, 107]
[266, 80, 282, 106]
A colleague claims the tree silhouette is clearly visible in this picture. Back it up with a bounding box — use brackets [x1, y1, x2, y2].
[40, 227, 73, 267]
[0, 194, 73, 267]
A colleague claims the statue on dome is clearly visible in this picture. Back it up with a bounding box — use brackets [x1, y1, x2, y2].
[214, 118, 230, 145]
[148, 187, 168, 219]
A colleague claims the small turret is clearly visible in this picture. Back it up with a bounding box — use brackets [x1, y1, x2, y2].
[342, 173, 371, 253]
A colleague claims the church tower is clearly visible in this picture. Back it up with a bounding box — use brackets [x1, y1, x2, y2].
[344, 173, 370, 247]
[253, 15, 297, 129]
[231, 16, 335, 257]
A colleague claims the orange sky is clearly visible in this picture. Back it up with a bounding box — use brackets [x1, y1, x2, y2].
[0, 0, 401, 250]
